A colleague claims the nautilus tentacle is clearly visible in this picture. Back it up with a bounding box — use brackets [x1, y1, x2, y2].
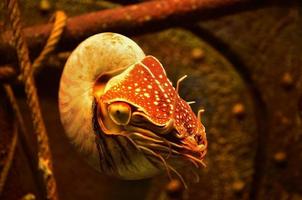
[59, 32, 207, 181]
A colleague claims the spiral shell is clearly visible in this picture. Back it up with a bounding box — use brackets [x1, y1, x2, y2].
[59, 33, 153, 176]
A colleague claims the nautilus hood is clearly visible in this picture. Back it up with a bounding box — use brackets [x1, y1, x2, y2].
[101, 56, 206, 147]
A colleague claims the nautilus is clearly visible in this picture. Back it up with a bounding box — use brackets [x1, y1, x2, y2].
[59, 33, 207, 182]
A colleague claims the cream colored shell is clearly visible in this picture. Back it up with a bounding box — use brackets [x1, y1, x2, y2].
[59, 33, 145, 168]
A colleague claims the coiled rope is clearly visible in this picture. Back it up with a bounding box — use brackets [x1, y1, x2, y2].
[4, 0, 67, 199]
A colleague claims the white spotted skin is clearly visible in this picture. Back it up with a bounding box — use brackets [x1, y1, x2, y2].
[59, 33, 159, 178]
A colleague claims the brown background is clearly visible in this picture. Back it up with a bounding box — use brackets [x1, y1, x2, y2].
[0, 1, 301, 200]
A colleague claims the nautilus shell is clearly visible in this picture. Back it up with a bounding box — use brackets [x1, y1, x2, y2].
[59, 33, 207, 181]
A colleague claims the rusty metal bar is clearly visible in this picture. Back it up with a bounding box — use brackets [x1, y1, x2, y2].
[0, 0, 253, 67]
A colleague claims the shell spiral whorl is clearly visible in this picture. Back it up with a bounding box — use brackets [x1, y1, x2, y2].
[59, 33, 207, 180]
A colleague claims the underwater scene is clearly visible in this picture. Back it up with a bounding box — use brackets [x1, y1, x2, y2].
[0, 1, 301, 200]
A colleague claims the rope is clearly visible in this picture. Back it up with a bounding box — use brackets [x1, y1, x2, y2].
[4, 0, 66, 199]
[19, 10, 67, 80]
[34, 11, 66, 69]
[3, 85, 28, 137]
[0, 66, 17, 81]
[2, 84, 45, 199]
[0, 117, 18, 195]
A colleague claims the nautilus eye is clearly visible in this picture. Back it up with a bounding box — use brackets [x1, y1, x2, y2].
[107, 102, 131, 125]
